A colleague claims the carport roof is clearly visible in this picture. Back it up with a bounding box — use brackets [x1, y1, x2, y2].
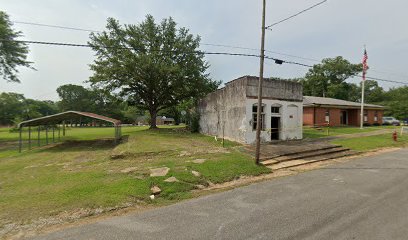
[18, 111, 121, 128]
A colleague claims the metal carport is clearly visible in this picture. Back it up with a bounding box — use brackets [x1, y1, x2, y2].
[17, 111, 122, 152]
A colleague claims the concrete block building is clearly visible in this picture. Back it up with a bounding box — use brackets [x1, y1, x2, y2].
[198, 76, 303, 144]
[303, 96, 385, 126]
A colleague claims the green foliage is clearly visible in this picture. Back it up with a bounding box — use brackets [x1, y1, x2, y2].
[382, 86, 408, 120]
[301, 56, 363, 100]
[88, 15, 220, 129]
[0, 92, 58, 126]
[0, 11, 33, 83]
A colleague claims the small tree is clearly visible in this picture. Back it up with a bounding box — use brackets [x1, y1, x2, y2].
[0, 11, 33, 83]
[88, 15, 219, 129]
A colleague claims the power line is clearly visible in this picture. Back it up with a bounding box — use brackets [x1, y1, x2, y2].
[12, 21, 101, 33]
[2, 38, 407, 86]
[12, 19, 408, 80]
[13, 20, 322, 63]
[266, 0, 328, 29]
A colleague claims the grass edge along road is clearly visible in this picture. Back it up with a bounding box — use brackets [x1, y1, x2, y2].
[0, 126, 269, 237]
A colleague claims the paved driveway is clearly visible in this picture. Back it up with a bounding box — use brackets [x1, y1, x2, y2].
[30, 149, 408, 240]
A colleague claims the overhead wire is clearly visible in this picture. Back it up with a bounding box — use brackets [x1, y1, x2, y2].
[266, 0, 328, 29]
[2, 38, 407, 86]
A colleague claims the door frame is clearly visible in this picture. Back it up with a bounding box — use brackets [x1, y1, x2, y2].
[271, 116, 281, 140]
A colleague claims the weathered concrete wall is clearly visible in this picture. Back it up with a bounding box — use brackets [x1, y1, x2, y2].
[246, 76, 303, 101]
[245, 99, 303, 143]
[198, 77, 248, 143]
[199, 76, 303, 144]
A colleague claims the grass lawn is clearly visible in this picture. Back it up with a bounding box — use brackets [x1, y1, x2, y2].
[331, 133, 408, 152]
[303, 125, 398, 139]
[0, 126, 269, 233]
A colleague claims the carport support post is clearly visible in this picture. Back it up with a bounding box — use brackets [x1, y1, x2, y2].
[18, 127, 22, 153]
[62, 121, 66, 136]
[58, 126, 61, 141]
[45, 126, 49, 145]
[52, 126, 55, 143]
[28, 126, 31, 150]
[37, 126, 40, 147]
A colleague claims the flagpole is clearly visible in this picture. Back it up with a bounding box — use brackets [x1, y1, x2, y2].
[360, 46, 367, 129]
[360, 77, 365, 129]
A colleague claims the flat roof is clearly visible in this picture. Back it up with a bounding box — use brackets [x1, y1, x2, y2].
[18, 111, 121, 128]
[303, 96, 384, 109]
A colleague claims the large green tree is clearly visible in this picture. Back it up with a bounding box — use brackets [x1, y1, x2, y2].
[301, 56, 363, 100]
[0, 11, 33, 83]
[88, 15, 219, 128]
[56, 84, 95, 112]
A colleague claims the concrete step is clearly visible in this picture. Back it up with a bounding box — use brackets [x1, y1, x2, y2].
[259, 145, 342, 161]
[271, 147, 350, 163]
[266, 150, 359, 170]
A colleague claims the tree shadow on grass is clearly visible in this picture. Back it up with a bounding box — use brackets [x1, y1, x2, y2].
[37, 135, 130, 153]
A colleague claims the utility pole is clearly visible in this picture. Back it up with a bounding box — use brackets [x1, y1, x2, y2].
[255, 0, 267, 164]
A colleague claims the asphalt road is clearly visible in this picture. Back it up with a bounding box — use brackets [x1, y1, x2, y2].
[31, 149, 408, 240]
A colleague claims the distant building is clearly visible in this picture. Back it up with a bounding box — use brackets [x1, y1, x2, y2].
[136, 116, 175, 126]
[303, 96, 385, 126]
[198, 76, 303, 144]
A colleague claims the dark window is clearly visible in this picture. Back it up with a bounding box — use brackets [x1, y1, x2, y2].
[252, 104, 265, 131]
[271, 107, 280, 114]
[374, 111, 378, 122]
[364, 110, 368, 122]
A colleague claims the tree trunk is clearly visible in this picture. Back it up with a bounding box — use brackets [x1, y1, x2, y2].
[149, 108, 158, 129]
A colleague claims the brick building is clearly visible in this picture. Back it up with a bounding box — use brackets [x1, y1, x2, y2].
[303, 96, 385, 127]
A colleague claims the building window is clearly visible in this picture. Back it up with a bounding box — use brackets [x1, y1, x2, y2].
[325, 109, 330, 123]
[374, 111, 378, 122]
[364, 110, 368, 122]
[252, 104, 265, 131]
[271, 106, 280, 114]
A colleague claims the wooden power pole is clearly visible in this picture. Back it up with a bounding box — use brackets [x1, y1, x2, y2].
[255, 0, 267, 164]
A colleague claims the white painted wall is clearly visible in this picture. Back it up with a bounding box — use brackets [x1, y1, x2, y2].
[244, 99, 303, 144]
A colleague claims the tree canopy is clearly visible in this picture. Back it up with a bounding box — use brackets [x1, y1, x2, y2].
[301, 56, 363, 99]
[0, 11, 33, 83]
[88, 15, 220, 128]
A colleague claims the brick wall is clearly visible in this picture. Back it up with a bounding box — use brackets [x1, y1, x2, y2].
[303, 107, 314, 125]
[303, 107, 385, 127]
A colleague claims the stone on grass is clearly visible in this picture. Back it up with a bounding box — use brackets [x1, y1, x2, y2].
[150, 186, 161, 195]
[192, 159, 206, 164]
[195, 184, 206, 190]
[120, 167, 138, 173]
[150, 195, 155, 200]
[150, 167, 170, 177]
[192, 171, 201, 177]
[164, 177, 179, 183]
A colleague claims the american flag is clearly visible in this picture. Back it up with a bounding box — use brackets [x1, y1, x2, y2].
[362, 48, 368, 81]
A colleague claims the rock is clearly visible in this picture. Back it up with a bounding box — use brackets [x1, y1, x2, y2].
[192, 171, 201, 177]
[150, 167, 170, 177]
[150, 195, 155, 200]
[110, 152, 126, 160]
[195, 184, 206, 189]
[150, 186, 161, 195]
[179, 151, 190, 157]
[120, 167, 138, 173]
[164, 177, 179, 183]
[193, 159, 206, 164]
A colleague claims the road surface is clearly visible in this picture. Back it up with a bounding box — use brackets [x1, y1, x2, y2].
[30, 149, 408, 240]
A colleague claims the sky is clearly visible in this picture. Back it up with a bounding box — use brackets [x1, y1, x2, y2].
[1, 0, 408, 101]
